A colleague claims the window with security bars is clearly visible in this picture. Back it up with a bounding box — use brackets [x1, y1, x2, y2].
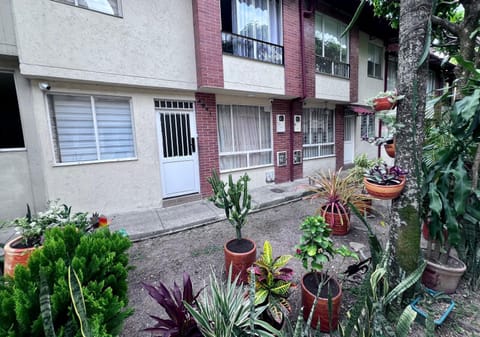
[52, 0, 122, 16]
[217, 104, 272, 171]
[368, 43, 383, 78]
[302, 108, 335, 159]
[48, 94, 135, 163]
[361, 114, 375, 140]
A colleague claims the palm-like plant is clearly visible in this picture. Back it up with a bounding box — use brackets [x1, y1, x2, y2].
[250, 240, 294, 326]
[142, 273, 203, 337]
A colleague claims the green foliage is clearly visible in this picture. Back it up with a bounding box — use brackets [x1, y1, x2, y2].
[250, 240, 294, 325]
[207, 170, 252, 240]
[0, 225, 132, 337]
[295, 216, 357, 273]
[184, 267, 280, 337]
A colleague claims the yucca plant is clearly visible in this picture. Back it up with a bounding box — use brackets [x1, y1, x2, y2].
[250, 240, 295, 327]
[184, 267, 280, 337]
[142, 273, 202, 337]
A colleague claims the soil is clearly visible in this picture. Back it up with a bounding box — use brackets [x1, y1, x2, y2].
[226, 238, 254, 253]
[121, 199, 480, 337]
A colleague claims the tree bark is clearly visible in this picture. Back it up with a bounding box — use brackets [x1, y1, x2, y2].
[387, 0, 432, 284]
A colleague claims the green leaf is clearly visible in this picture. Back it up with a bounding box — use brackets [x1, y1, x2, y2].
[307, 245, 317, 256]
[39, 271, 57, 337]
[428, 183, 443, 216]
[263, 240, 273, 265]
[254, 289, 268, 306]
[68, 266, 92, 337]
[395, 305, 417, 337]
[384, 261, 426, 304]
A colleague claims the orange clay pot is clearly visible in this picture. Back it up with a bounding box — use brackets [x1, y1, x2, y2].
[364, 176, 406, 200]
[373, 97, 396, 111]
[3, 236, 38, 277]
[224, 238, 257, 284]
[321, 206, 351, 236]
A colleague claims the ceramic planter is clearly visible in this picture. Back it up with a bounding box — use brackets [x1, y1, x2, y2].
[363, 176, 406, 200]
[373, 97, 396, 111]
[224, 238, 256, 284]
[410, 288, 455, 326]
[321, 206, 351, 236]
[3, 236, 38, 277]
[422, 254, 466, 294]
[301, 272, 342, 332]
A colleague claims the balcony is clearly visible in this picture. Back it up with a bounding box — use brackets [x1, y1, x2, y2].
[222, 32, 283, 65]
[316, 56, 350, 79]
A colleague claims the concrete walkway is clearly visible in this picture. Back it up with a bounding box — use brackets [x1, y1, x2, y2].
[0, 178, 310, 245]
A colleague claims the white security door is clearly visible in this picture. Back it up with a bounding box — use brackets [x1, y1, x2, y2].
[157, 102, 200, 198]
[343, 115, 355, 164]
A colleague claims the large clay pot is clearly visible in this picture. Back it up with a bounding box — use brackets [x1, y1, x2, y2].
[373, 97, 395, 111]
[3, 236, 38, 277]
[384, 142, 395, 158]
[301, 272, 342, 332]
[224, 238, 256, 284]
[321, 206, 351, 236]
[422, 254, 466, 294]
[363, 176, 406, 200]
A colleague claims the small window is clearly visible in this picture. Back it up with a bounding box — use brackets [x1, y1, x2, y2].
[52, 0, 122, 16]
[368, 43, 383, 78]
[361, 114, 375, 139]
[48, 94, 135, 163]
[217, 104, 272, 171]
[302, 108, 335, 159]
[0, 73, 24, 149]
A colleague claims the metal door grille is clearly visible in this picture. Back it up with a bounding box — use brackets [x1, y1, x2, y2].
[160, 113, 192, 158]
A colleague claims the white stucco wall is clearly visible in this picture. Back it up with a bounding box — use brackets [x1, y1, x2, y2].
[0, 150, 34, 221]
[356, 32, 385, 104]
[27, 80, 198, 215]
[11, 0, 197, 90]
[0, 0, 17, 55]
[315, 74, 350, 102]
[302, 157, 336, 178]
[223, 56, 285, 95]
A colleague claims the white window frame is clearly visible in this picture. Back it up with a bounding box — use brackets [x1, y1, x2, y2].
[368, 43, 383, 79]
[47, 93, 136, 165]
[52, 0, 123, 17]
[360, 114, 375, 140]
[217, 104, 273, 172]
[302, 108, 335, 160]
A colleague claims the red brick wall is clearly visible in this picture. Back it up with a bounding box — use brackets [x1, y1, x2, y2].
[303, 13, 316, 98]
[283, 0, 302, 97]
[335, 105, 345, 170]
[272, 99, 304, 183]
[192, 0, 224, 88]
[195, 93, 219, 196]
[349, 27, 359, 102]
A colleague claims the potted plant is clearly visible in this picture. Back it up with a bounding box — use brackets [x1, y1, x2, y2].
[295, 215, 357, 332]
[361, 111, 405, 157]
[249, 240, 295, 329]
[366, 89, 405, 112]
[1, 201, 88, 276]
[306, 168, 372, 235]
[207, 170, 255, 283]
[350, 154, 383, 215]
[363, 163, 408, 200]
[410, 287, 455, 328]
[142, 272, 203, 337]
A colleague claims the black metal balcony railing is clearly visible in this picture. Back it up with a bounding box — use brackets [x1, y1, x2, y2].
[222, 32, 284, 65]
[315, 55, 350, 79]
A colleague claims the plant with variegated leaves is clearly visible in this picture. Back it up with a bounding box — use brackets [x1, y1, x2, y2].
[249, 240, 295, 326]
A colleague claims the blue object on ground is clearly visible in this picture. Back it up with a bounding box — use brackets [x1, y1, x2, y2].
[410, 288, 455, 325]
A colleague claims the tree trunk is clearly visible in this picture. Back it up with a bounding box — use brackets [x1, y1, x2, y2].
[387, 0, 432, 284]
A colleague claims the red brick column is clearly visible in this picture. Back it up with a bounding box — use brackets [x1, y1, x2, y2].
[303, 11, 316, 98]
[335, 105, 345, 171]
[349, 27, 359, 102]
[195, 92, 219, 196]
[272, 99, 304, 183]
[192, 0, 224, 88]
[283, 0, 302, 97]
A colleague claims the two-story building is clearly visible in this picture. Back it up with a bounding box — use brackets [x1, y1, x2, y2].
[1, 0, 403, 218]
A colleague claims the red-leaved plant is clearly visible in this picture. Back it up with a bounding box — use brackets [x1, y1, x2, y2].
[142, 273, 203, 337]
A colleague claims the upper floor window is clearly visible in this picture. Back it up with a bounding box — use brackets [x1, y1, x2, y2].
[52, 0, 122, 16]
[315, 14, 349, 78]
[217, 104, 272, 171]
[386, 55, 398, 90]
[303, 108, 335, 159]
[368, 43, 383, 78]
[221, 0, 283, 64]
[0, 73, 24, 149]
[48, 94, 135, 164]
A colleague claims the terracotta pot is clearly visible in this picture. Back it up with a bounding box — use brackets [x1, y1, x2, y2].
[224, 238, 256, 284]
[321, 206, 351, 236]
[301, 272, 342, 332]
[384, 142, 395, 158]
[3, 236, 38, 277]
[373, 97, 395, 111]
[363, 176, 406, 200]
[422, 254, 466, 294]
